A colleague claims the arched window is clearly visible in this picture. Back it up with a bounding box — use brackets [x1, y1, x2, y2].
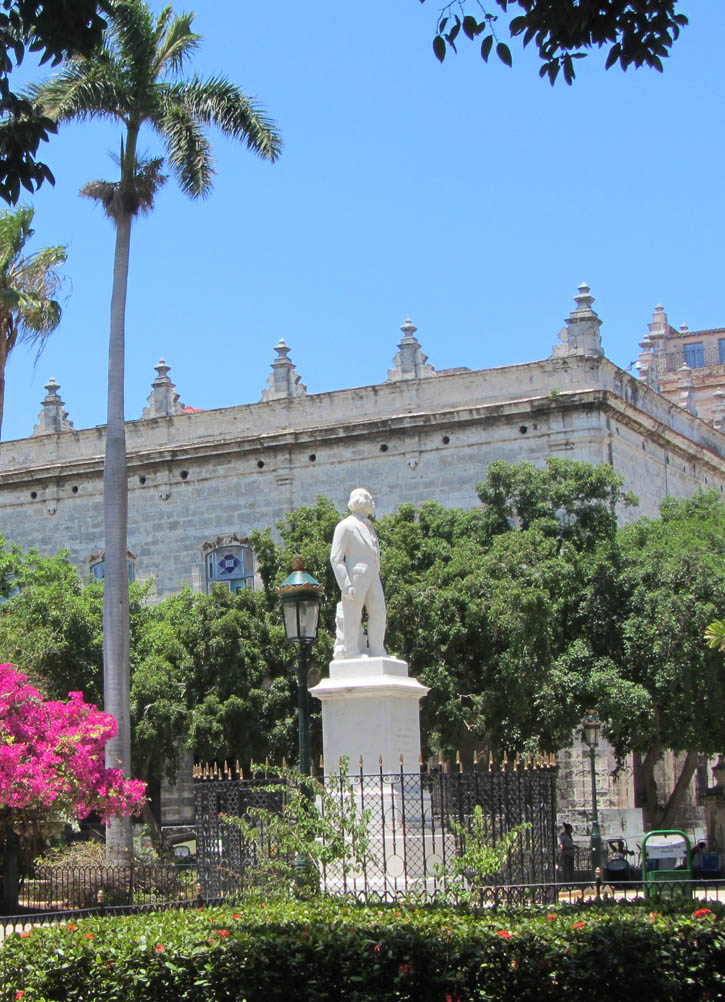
[89, 556, 136, 583]
[205, 544, 254, 593]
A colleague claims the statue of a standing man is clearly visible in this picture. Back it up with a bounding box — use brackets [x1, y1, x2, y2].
[330, 488, 387, 660]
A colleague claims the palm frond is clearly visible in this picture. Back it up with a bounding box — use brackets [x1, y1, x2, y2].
[153, 8, 200, 78]
[0, 206, 34, 273]
[29, 62, 133, 124]
[154, 101, 212, 197]
[173, 76, 282, 161]
[109, 0, 157, 95]
[80, 156, 167, 219]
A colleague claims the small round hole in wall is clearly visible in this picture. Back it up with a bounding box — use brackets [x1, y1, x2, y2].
[379, 443, 389, 452]
[180, 470, 189, 480]
[309, 454, 316, 462]
[71, 486, 79, 494]
[30, 491, 37, 500]
[257, 460, 265, 469]
[519, 425, 528, 435]
[442, 435, 450, 445]
[139, 475, 147, 485]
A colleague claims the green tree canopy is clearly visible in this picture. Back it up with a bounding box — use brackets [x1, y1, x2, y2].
[0, 0, 109, 203]
[0, 204, 65, 439]
[425, 0, 688, 84]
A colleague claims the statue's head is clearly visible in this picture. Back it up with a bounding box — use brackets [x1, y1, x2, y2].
[348, 488, 374, 515]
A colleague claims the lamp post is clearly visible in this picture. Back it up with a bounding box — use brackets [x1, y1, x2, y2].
[582, 709, 602, 876]
[276, 557, 324, 778]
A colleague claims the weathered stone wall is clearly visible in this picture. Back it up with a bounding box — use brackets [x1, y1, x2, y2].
[2, 290, 724, 832]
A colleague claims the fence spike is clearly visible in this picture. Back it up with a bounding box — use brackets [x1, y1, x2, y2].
[419, 752, 424, 768]
[379, 755, 383, 768]
[489, 751, 495, 772]
[282, 756, 288, 769]
[265, 756, 270, 769]
[400, 752, 404, 768]
[438, 750, 444, 766]
[320, 755, 325, 769]
[359, 755, 364, 770]
[235, 759, 241, 778]
[239, 764, 244, 779]
[456, 750, 462, 772]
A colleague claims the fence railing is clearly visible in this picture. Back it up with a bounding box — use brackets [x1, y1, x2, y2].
[8, 862, 198, 913]
[194, 763, 558, 901]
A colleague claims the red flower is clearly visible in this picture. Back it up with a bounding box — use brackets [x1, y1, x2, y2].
[233, 914, 242, 920]
[399, 963, 412, 974]
[15, 992, 24, 1000]
[217, 929, 230, 938]
[85, 932, 95, 940]
[155, 944, 164, 952]
[572, 921, 586, 929]
[374, 943, 382, 952]
[547, 914, 557, 921]
[693, 908, 714, 918]
[19, 932, 30, 939]
[66, 923, 77, 931]
[496, 930, 512, 938]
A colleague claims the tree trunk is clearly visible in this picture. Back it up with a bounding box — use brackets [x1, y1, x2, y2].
[660, 749, 700, 830]
[639, 744, 701, 831]
[0, 331, 7, 442]
[104, 208, 133, 864]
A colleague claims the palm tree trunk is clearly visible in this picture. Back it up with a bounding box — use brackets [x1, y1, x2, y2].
[0, 332, 7, 442]
[104, 208, 133, 864]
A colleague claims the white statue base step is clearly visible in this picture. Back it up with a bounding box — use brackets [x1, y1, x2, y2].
[310, 655, 429, 778]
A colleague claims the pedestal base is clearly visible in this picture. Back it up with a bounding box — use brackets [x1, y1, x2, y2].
[309, 656, 429, 776]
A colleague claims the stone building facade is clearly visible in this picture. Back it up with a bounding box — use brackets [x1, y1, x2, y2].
[1, 284, 724, 832]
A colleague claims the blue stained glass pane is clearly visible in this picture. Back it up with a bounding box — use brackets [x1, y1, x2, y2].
[218, 553, 242, 576]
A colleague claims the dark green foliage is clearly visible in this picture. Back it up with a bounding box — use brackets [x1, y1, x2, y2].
[0, 1, 108, 203]
[426, 0, 687, 85]
[2, 899, 724, 1002]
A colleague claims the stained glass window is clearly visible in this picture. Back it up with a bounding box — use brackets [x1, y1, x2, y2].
[90, 559, 135, 583]
[206, 545, 254, 593]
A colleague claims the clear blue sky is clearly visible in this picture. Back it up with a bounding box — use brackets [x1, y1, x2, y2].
[2, 0, 723, 443]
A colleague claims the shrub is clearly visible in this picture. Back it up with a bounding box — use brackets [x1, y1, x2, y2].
[2, 898, 725, 1002]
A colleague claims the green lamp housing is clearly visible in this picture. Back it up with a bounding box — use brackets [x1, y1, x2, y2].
[582, 709, 601, 749]
[276, 558, 325, 645]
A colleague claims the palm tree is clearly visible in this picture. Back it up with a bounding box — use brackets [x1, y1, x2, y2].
[32, 1, 281, 862]
[0, 206, 66, 440]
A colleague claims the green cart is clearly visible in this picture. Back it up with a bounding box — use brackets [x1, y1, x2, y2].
[641, 830, 692, 901]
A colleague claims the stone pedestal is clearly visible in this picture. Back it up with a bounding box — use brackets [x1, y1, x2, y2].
[310, 655, 428, 776]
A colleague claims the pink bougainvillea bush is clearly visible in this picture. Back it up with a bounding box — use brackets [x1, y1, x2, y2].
[0, 663, 146, 823]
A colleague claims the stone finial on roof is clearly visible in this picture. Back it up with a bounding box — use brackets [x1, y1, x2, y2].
[551, 283, 604, 359]
[32, 377, 74, 436]
[646, 304, 674, 353]
[635, 334, 660, 391]
[679, 323, 690, 336]
[713, 389, 725, 432]
[677, 363, 697, 416]
[261, 338, 307, 402]
[386, 318, 436, 382]
[142, 358, 186, 419]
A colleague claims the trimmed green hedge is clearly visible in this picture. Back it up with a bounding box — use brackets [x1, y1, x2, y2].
[2, 899, 724, 1001]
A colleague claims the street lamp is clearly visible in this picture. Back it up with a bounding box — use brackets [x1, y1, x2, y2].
[581, 709, 602, 876]
[276, 557, 324, 777]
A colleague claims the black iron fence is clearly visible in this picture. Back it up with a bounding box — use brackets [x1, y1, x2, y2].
[7, 862, 198, 913]
[194, 762, 558, 901]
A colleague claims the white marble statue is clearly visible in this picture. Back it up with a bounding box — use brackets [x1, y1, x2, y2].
[330, 488, 387, 659]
